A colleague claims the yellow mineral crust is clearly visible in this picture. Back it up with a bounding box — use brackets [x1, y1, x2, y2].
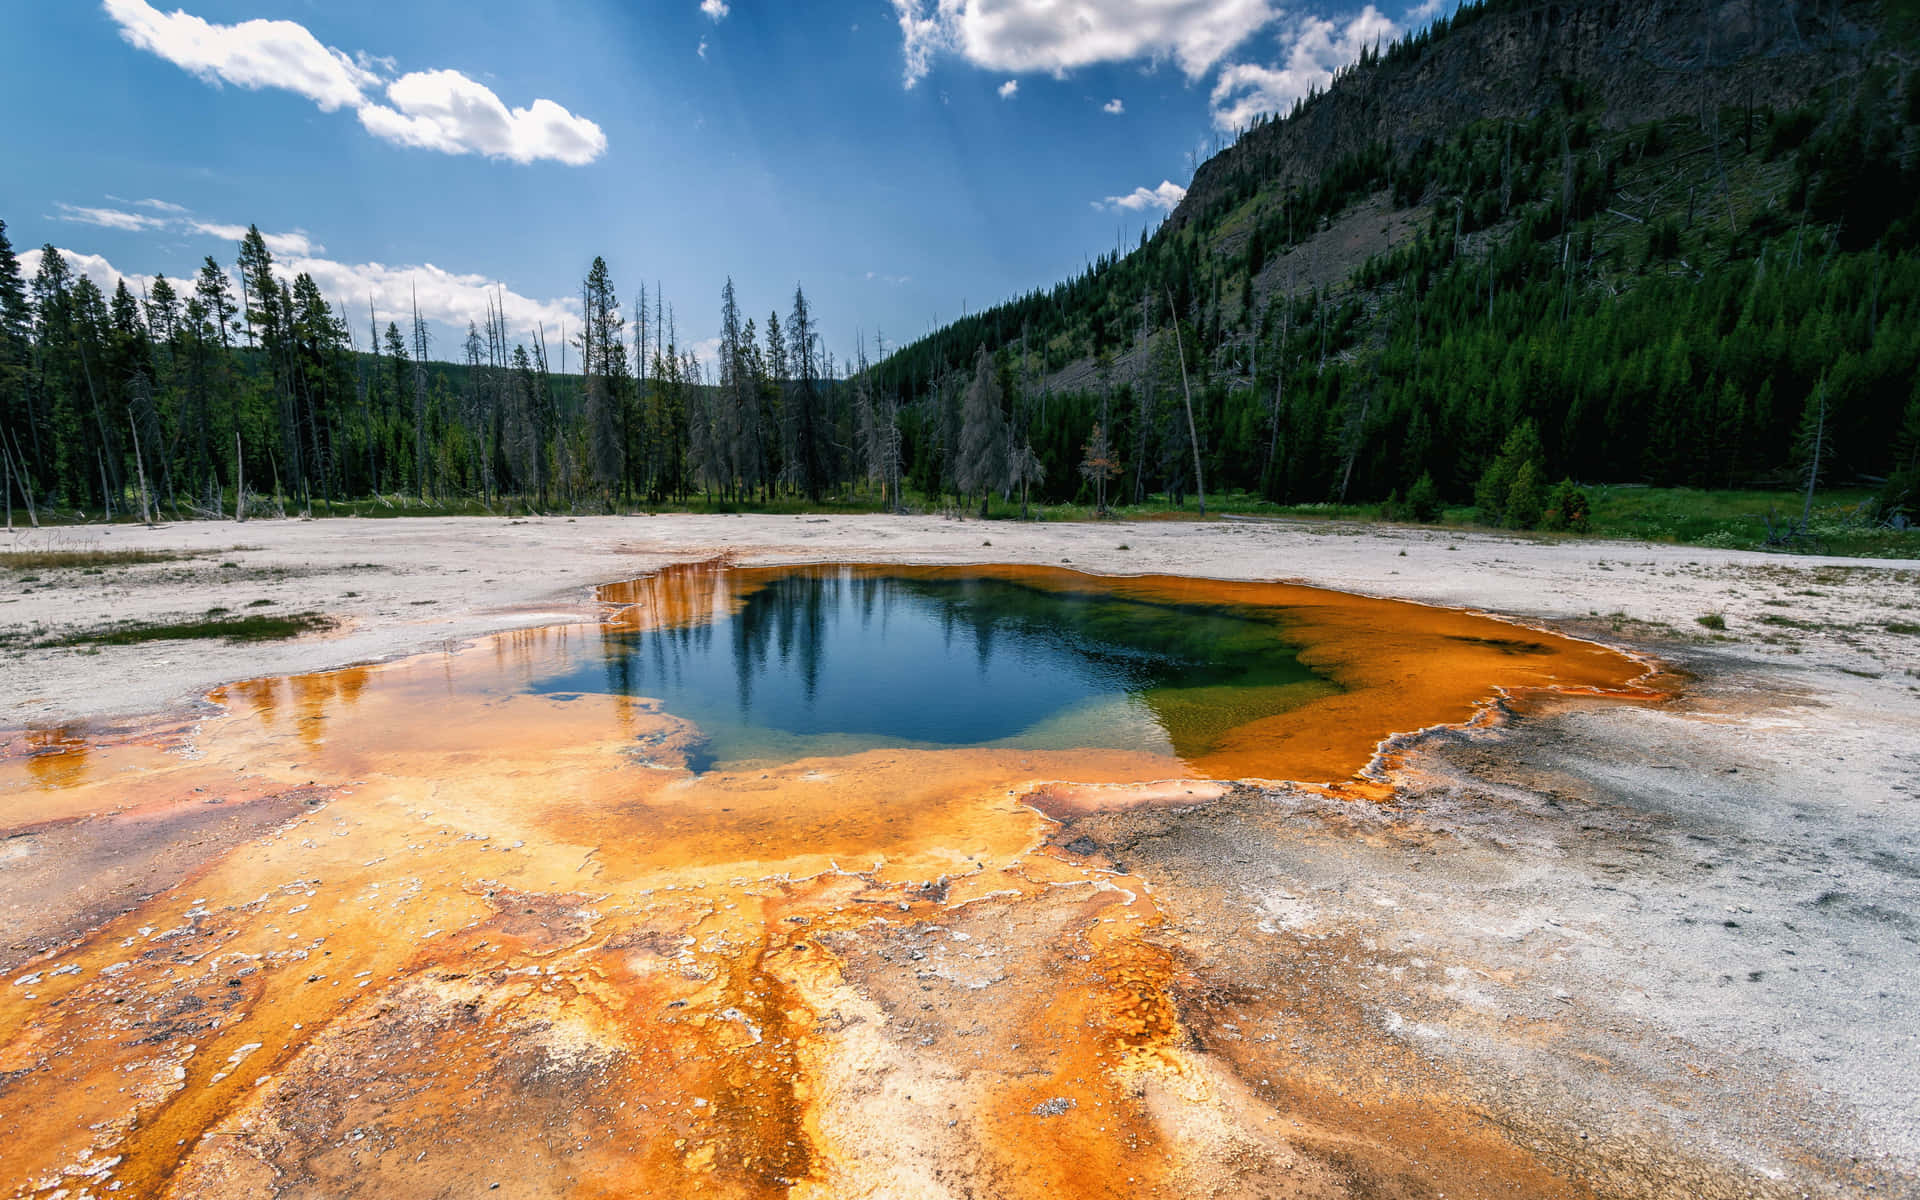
[0, 563, 1656, 1199]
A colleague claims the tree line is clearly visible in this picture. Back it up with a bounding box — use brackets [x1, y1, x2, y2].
[0, 223, 926, 520]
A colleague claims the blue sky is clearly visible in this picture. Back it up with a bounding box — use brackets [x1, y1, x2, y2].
[0, 0, 1439, 367]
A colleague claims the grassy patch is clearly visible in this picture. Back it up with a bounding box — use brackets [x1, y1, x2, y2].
[0, 548, 191, 570]
[1696, 613, 1727, 631]
[949, 486, 1917, 560]
[53, 611, 330, 647]
[1578, 487, 1916, 557]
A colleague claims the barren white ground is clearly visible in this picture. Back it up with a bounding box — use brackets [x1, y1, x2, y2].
[4, 513, 1918, 1190]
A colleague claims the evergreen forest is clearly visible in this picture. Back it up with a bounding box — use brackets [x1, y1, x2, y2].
[3, 0, 1918, 539]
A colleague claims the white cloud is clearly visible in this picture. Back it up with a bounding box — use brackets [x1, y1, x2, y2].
[698, 37, 710, 58]
[357, 71, 607, 166]
[103, 0, 377, 110]
[49, 198, 326, 257]
[1103, 97, 1125, 114]
[188, 222, 322, 257]
[56, 204, 170, 232]
[104, 0, 606, 165]
[280, 255, 576, 341]
[889, 0, 1280, 87]
[20, 246, 158, 300]
[24, 238, 575, 345]
[864, 271, 912, 285]
[1095, 180, 1187, 212]
[997, 79, 1019, 99]
[700, 0, 730, 20]
[1209, 6, 1397, 130]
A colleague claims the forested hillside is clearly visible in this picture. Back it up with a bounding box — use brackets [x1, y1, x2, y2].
[872, 0, 1920, 527]
[3, 0, 1918, 529]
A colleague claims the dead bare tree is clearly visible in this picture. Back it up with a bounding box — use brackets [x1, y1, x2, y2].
[411, 283, 430, 502]
[1165, 289, 1207, 517]
[1009, 441, 1044, 519]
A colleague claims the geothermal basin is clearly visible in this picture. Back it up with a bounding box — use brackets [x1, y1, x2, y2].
[6, 556, 1829, 1200]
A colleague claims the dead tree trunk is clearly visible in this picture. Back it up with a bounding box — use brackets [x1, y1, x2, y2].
[1166, 289, 1207, 517]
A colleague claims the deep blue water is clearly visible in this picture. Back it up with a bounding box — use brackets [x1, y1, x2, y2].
[531, 568, 1335, 768]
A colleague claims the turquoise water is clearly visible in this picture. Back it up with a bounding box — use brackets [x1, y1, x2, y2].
[532, 567, 1337, 769]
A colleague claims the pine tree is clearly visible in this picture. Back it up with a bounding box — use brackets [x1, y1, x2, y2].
[194, 257, 235, 350]
[788, 285, 824, 502]
[1476, 419, 1545, 526]
[1505, 459, 1545, 528]
[237, 226, 279, 352]
[0, 221, 36, 508]
[581, 256, 625, 501]
[1406, 471, 1441, 521]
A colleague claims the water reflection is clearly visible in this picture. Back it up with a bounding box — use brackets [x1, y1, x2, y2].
[536, 565, 1338, 768]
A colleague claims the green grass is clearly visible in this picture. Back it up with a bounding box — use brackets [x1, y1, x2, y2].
[1004, 486, 1918, 560]
[52, 611, 330, 647]
[1576, 486, 1915, 557]
[0, 547, 192, 570]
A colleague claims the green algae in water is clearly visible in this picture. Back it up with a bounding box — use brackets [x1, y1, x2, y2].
[533, 568, 1338, 769]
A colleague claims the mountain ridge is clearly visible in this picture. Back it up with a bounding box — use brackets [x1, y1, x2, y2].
[868, 0, 1919, 522]
[1173, 0, 1879, 234]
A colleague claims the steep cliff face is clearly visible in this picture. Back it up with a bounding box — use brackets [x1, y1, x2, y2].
[1172, 0, 1880, 232]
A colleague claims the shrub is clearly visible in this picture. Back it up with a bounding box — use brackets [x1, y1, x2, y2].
[1542, 478, 1592, 532]
[1697, 613, 1727, 631]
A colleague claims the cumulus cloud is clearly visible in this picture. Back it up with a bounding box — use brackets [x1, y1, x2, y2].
[1096, 180, 1187, 212]
[188, 222, 322, 257]
[700, 0, 730, 19]
[997, 79, 1018, 98]
[27, 209, 577, 342]
[103, 0, 605, 165]
[357, 71, 607, 166]
[55, 204, 170, 232]
[103, 0, 377, 110]
[279, 255, 577, 340]
[20, 246, 158, 299]
[1102, 97, 1125, 114]
[890, 0, 1280, 87]
[1209, 6, 1396, 130]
